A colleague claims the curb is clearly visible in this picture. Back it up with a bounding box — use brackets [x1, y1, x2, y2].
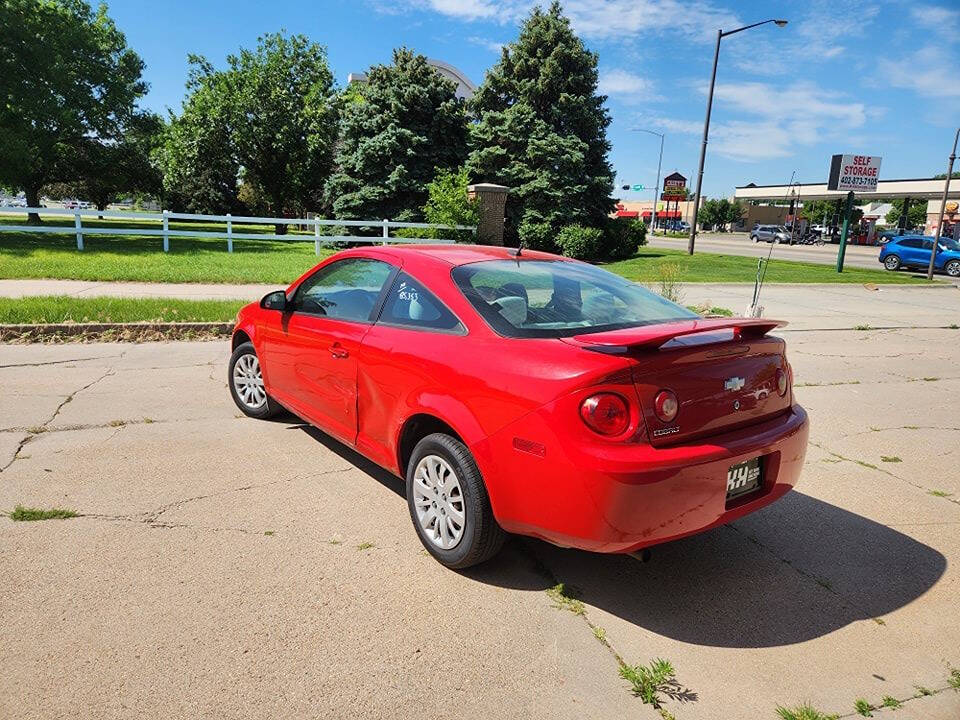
[0, 321, 233, 343]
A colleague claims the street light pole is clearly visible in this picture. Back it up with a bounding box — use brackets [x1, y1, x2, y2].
[926, 127, 959, 281]
[632, 128, 664, 235]
[688, 18, 788, 255]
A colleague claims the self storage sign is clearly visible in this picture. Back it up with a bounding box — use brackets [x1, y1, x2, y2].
[828, 154, 882, 192]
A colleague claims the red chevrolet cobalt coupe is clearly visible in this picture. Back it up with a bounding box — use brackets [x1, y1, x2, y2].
[229, 245, 808, 568]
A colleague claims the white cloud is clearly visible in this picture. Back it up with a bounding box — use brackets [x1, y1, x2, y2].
[598, 69, 657, 103]
[644, 81, 874, 161]
[467, 35, 505, 53]
[877, 45, 960, 100]
[910, 4, 960, 30]
[373, 0, 740, 42]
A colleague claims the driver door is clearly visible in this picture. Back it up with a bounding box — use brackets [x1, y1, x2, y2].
[266, 257, 395, 444]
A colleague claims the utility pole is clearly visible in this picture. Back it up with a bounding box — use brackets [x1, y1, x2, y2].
[836, 191, 854, 273]
[688, 18, 788, 255]
[927, 127, 959, 281]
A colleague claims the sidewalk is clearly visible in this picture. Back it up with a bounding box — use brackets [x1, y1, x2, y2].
[1, 278, 957, 331]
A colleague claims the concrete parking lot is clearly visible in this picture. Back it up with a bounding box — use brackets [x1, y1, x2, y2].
[2, 295, 959, 718]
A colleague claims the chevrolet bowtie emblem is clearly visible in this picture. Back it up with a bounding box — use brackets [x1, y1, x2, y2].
[724, 377, 745, 392]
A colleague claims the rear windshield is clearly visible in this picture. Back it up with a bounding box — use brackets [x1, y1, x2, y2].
[451, 259, 697, 338]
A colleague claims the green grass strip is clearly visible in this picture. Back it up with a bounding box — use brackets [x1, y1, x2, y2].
[606, 247, 933, 285]
[0, 296, 245, 324]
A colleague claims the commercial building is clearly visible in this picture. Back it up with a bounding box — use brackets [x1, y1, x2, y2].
[734, 177, 960, 241]
[348, 59, 476, 100]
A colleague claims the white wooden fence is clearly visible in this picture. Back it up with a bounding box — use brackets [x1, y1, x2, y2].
[0, 207, 476, 254]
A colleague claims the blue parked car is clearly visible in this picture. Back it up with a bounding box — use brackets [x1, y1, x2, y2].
[879, 235, 960, 277]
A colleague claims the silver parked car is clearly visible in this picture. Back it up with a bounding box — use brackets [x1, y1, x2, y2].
[750, 224, 793, 244]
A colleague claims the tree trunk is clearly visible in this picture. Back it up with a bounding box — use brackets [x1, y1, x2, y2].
[25, 186, 41, 224]
[273, 196, 287, 235]
[97, 201, 107, 220]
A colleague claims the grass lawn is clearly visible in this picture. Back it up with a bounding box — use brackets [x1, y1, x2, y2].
[0, 216, 935, 285]
[0, 296, 245, 324]
[606, 247, 932, 284]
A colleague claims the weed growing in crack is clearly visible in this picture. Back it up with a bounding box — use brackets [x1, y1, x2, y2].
[328, 537, 343, 545]
[108, 419, 126, 427]
[880, 456, 902, 463]
[546, 583, 584, 615]
[854, 324, 872, 331]
[928, 490, 953, 498]
[263, 530, 275, 536]
[356, 541, 375, 551]
[619, 658, 678, 709]
[880, 696, 902, 710]
[143, 417, 155, 424]
[26, 426, 47, 434]
[913, 685, 932, 697]
[854, 698, 874, 716]
[9, 505, 78, 521]
[775, 703, 839, 720]
[592, 626, 607, 644]
[948, 668, 960, 690]
[921, 377, 939, 382]
[872, 617, 886, 626]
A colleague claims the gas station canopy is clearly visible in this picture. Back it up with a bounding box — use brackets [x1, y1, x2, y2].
[734, 177, 958, 202]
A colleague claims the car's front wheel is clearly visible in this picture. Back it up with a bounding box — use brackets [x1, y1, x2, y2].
[751, 234, 758, 242]
[406, 432, 505, 569]
[945, 260, 960, 277]
[884, 255, 902, 271]
[229, 341, 281, 418]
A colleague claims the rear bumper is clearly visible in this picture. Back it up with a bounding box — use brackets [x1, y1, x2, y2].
[474, 404, 809, 553]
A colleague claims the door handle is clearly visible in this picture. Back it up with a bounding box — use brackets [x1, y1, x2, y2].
[330, 343, 349, 359]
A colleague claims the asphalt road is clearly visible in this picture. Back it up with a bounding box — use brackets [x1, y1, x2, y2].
[2, 291, 960, 718]
[650, 232, 895, 272]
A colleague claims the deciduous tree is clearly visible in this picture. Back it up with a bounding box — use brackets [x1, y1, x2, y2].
[0, 0, 147, 222]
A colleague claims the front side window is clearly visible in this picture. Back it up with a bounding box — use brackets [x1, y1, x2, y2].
[452, 259, 697, 338]
[378, 271, 464, 332]
[290, 258, 393, 322]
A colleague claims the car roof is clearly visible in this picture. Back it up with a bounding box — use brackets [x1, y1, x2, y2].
[346, 244, 566, 268]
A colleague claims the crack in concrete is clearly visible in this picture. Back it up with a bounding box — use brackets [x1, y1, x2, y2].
[0, 368, 115, 473]
[0, 353, 124, 369]
[811, 441, 960, 507]
[832, 682, 959, 719]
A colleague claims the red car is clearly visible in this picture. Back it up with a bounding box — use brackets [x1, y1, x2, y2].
[229, 245, 808, 568]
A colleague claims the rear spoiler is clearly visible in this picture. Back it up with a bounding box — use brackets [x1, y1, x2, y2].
[571, 318, 786, 354]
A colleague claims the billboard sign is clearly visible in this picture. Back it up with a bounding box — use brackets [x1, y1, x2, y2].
[828, 154, 882, 192]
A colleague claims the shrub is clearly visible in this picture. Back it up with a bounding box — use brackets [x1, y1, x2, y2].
[518, 219, 557, 252]
[556, 224, 603, 260]
[604, 217, 647, 260]
[421, 166, 479, 242]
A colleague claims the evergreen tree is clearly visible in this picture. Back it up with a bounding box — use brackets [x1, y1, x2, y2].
[326, 49, 468, 222]
[466, 1, 615, 246]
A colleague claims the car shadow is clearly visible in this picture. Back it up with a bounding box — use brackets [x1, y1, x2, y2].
[289, 420, 946, 649]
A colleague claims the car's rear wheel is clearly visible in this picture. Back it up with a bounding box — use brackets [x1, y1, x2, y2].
[229, 341, 281, 418]
[751, 234, 758, 242]
[406, 432, 505, 569]
[884, 255, 902, 271]
[945, 260, 960, 277]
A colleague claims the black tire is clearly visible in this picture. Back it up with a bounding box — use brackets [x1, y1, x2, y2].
[945, 260, 960, 278]
[883, 254, 902, 271]
[406, 432, 506, 569]
[228, 341, 281, 419]
[751, 234, 759, 242]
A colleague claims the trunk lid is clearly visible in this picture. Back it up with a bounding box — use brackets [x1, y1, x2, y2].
[564, 319, 790, 446]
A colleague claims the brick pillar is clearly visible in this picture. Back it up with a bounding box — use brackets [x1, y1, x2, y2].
[468, 183, 509, 246]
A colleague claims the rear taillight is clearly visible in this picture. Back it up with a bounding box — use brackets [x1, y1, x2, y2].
[653, 389, 679, 422]
[776, 368, 788, 396]
[580, 393, 630, 436]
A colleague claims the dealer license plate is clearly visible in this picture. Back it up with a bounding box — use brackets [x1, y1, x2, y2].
[726, 457, 763, 500]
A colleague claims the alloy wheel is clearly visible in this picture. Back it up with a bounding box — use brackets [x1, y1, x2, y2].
[946, 261, 960, 277]
[233, 353, 266, 409]
[412, 454, 466, 550]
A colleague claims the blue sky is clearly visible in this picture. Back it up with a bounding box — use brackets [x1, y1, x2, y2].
[109, 0, 960, 201]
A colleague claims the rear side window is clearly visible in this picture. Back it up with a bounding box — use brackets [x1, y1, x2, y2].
[899, 238, 921, 248]
[452, 259, 696, 338]
[378, 271, 464, 332]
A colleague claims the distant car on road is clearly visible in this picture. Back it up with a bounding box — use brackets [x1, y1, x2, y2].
[751, 224, 793, 244]
[879, 235, 960, 277]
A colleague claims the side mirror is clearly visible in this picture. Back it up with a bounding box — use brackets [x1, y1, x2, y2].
[260, 290, 288, 311]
